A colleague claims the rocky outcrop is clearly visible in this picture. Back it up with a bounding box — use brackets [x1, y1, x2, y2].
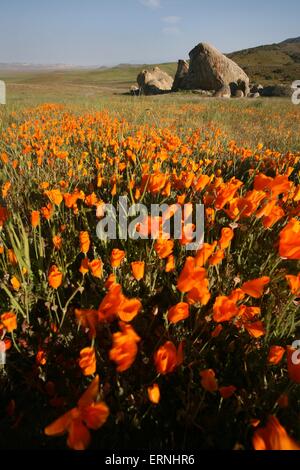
[172, 60, 189, 91]
[183, 43, 249, 93]
[137, 67, 173, 95]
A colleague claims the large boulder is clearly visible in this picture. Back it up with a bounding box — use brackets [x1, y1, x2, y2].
[172, 60, 189, 91]
[137, 67, 173, 95]
[183, 42, 249, 94]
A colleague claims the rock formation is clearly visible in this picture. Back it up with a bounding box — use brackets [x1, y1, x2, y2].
[137, 67, 173, 95]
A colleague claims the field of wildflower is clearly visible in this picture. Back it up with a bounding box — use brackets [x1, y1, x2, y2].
[0, 96, 300, 450]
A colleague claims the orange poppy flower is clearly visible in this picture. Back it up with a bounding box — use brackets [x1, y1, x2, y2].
[109, 322, 140, 372]
[31, 210, 40, 228]
[208, 249, 225, 266]
[218, 227, 234, 250]
[118, 297, 142, 322]
[241, 277, 270, 298]
[7, 249, 17, 266]
[287, 346, 300, 383]
[253, 416, 300, 450]
[45, 189, 63, 206]
[187, 279, 211, 306]
[75, 309, 98, 339]
[213, 296, 239, 323]
[219, 386, 237, 399]
[79, 231, 90, 254]
[79, 347, 96, 376]
[229, 288, 245, 303]
[262, 205, 285, 229]
[131, 261, 145, 281]
[154, 341, 181, 375]
[279, 218, 300, 260]
[167, 302, 189, 324]
[154, 239, 174, 259]
[104, 274, 117, 290]
[195, 242, 217, 267]
[1, 312, 17, 332]
[41, 203, 53, 220]
[52, 235, 62, 250]
[98, 284, 123, 323]
[268, 346, 285, 365]
[110, 249, 125, 268]
[200, 369, 218, 393]
[45, 376, 109, 450]
[211, 324, 223, 338]
[48, 265, 63, 289]
[148, 383, 160, 404]
[11, 276, 21, 291]
[36, 350, 47, 366]
[244, 321, 266, 338]
[177, 257, 207, 293]
[286, 274, 300, 295]
[165, 255, 175, 273]
[79, 258, 90, 275]
[89, 259, 103, 279]
[215, 178, 243, 210]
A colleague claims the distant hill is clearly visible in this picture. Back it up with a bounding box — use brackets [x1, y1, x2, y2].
[228, 37, 300, 84]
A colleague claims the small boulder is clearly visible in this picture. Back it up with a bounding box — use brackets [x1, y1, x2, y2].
[130, 85, 140, 96]
[250, 84, 263, 94]
[234, 89, 245, 98]
[248, 92, 260, 99]
[214, 85, 231, 98]
[137, 67, 173, 95]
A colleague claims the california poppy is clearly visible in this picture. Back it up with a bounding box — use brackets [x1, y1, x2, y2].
[286, 274, 300, 295]
[154, 341, 180, 375]
[165, 255, 175, 273]
[279, 219, 300, 260]
[131, 261, 145, 281]
[48, 265, 63, 289]
[79, 347, 96, 376]
[268, 346, 285, 365]
[110, 249, 125, 268]
[208, 249, 225, 266]
[148, 383, 160, 404]
[218, 227, 234, 250]
[79, 231, 90, 254]
[253, 416, 300, 450]
[213, 296, 239, 323]
[219, 385, 237, 399]
[109, 322, 140, 372]
[45, 376, 109, 450]
[1, 312, 17, 333]
[118, 297, 142, 322]
[154, 239, 174, 259]
[167, 302, 189, 324]
[11, 276, 21, 291]
[89, 259, 103, 279]
[31, 210, 40, 228]
[241, 277, 270, 299]
[200, 369, 218, 393]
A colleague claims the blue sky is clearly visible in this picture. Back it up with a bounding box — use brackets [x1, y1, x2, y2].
[0, 0, 299, 65]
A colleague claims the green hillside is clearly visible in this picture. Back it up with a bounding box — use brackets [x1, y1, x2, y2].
[228, 37, 300, 84]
